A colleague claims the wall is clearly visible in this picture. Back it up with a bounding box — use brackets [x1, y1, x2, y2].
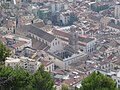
[48, 54, 66, 69]
[44, 63, 54, 72]
[49, 38, 63, 53]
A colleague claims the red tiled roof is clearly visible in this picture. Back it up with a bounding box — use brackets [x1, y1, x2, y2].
[41, 60, 54, 66]
[107, 55, 114, 60]
[33, 55, 40, 61]
[0, 38, 7, 43]
[108, 23, 120, 29]
[33, 22, 45, 28]
[53, 69, 65, 75]
[60, 38, 69, 42]
[53, 30, 70, 38]
[12, 41, 27, 48]
[78, 43, 86, 46]
[43, 46, 50, 51]
[63, 76, 84, 86]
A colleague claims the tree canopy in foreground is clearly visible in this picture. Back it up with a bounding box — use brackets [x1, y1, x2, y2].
[79, 71, 117, 90]
[0, 66, 55, 90]
[61, 84, 69, 90]
[0, 42, 10, 63]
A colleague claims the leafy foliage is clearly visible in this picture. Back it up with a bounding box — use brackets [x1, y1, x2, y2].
[79, 71, 117, 90]
[0, 42, 10, 63]
[31, 65, 55, 90]
[0, 66, 54, 90]
[61, 84, 69, 90]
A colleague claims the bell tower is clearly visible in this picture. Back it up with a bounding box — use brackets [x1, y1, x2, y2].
[69, 25, 78, 51]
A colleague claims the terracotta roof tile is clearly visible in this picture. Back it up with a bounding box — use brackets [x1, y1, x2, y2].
[41, 60, 54, 66]
[12, 41, 26, 48]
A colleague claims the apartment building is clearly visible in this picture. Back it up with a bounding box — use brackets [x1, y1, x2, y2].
[5, 57, 41, 73]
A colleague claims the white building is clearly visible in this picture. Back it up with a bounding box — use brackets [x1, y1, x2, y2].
[50, 1, 63, 14]
[4, 0, 22, 4]
[107, 22, 120, 33]
[97, 58, 120, 88]
[67, 0, 73, 2]
[31, 0, 47, 3]
[41, 60, 54, 72]
[5, 57, 41, 73]
[28, 25, 63, 53]
[60, 11, 71, 25]
[112, 71, 120, 88]
[2, 34, 32, 52]
[18, 15, 35, 26]
[0, 27, 14, 34]
[115, 2, 120, 19]
[77, 36, 96, 54]
[53, 26, 97, 54]
[50, 0, 68, 15]
[48, 51, 87, 70]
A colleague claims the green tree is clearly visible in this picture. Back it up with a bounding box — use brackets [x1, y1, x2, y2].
[0, 65, 55, 90]
[61, 84, 69, 90]
[0, 42, 10, 63]
[79, 71, 116, 90]
[0, 66, 30, 90]
[31, 65, 55, 90]
[9, 67, 30, 90]
[0, 66, 14, 90]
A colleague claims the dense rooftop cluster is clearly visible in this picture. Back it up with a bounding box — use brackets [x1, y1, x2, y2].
[0, 0, 120, 89]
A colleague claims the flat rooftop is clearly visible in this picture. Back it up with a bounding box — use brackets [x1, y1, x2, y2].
[54, 26, 71, 33]
[6, 58, 20, 63]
